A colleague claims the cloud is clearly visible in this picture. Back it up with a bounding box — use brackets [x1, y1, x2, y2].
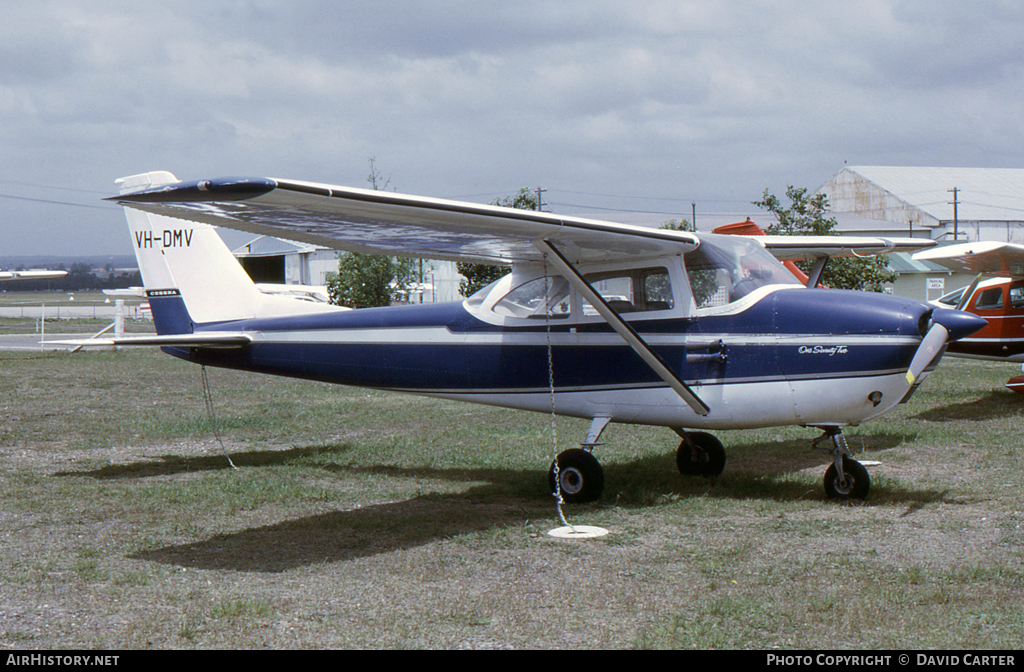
[2, 1, 1023, 254]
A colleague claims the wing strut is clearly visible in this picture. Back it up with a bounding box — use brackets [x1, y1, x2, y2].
[806, 257, 828, 288]
[535, 239, 711, 417]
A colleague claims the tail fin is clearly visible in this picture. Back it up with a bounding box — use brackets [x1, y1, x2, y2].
[117, 172, 265, 334]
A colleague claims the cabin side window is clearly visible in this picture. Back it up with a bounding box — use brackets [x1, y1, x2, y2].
[581, 267, 674, 315]
[975, 287, 1004, 310]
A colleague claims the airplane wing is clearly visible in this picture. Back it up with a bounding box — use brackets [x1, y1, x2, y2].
[110, 173, 935, 266]
[758, 235, 935, 259]
[109, 173, 700, 266]
[912, 241, 1024, 278]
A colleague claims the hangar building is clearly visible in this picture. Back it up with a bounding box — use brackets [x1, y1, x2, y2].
[231, 235, 463, 304]
[819, 166, 1024, 244]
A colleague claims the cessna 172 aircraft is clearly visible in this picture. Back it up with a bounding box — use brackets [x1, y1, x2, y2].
[70, 171, 987, 504]
[914, 241, 1024, 391]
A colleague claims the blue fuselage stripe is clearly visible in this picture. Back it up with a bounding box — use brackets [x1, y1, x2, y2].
[157, 288, 933, 394]
[184, 340, 917, 393]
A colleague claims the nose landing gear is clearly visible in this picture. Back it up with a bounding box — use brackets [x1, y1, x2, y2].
[814, 427, 870, 500]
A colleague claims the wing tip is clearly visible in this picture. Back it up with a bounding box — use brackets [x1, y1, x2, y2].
[109, 175, 277, 203]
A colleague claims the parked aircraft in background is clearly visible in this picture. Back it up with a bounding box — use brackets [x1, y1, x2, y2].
[103, 283, 336, 311]
[914, 241, 1024, 392]
[63, 171, 986, 504]
[0, 269, 67, 281]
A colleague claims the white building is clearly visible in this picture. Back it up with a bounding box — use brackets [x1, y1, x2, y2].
[814, 166, 1024, 300]
[231, 235, 465, 304]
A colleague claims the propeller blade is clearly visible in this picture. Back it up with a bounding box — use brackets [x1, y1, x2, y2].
[906, 323, 949, 386]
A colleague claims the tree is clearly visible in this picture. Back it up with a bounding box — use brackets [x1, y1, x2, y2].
[659, 218, 694, 232]
[456, 188, 540, 297]
[326, 158, 415, 308]
[327, 253, 416, 308]
[753, 186, 896, 292]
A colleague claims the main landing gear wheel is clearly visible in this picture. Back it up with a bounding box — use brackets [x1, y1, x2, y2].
[823, 455, 870, 500]
[549, 449, 604, 504]
[676, 431, 726, 477]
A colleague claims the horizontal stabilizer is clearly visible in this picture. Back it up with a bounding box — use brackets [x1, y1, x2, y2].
[49, 332, 253, 349]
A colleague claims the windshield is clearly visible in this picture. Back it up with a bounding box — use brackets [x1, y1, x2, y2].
[936, 287, 966, 307]
[684, 233, 801, 309]
[492, 276, 571, 318]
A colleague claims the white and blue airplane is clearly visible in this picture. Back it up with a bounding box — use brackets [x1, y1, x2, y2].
[75, 171, 986, 503]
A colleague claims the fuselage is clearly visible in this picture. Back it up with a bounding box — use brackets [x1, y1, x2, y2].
[156, 284, 950, 431]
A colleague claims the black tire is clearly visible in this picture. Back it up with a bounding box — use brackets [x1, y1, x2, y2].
[823, 456, 870, 500]
[676, 432, 726, 477]
[549, 449, 604, 504]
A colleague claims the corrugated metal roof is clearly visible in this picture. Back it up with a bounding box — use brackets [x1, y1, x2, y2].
[843, 166, 1024, 223]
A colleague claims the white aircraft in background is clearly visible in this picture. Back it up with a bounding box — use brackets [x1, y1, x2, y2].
[103, 283, 336, 311]
[0, 269, 67, 281]
[63, 171, 986, 504]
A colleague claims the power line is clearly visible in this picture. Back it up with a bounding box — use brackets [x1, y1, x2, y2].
[0, 191, 114, 211]
[0, 179, 109, 195]
[554, 188, 750, 205]
[546, 200, 695, 216]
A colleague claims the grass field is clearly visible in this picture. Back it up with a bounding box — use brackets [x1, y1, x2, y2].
[0, 347, 1022, 649]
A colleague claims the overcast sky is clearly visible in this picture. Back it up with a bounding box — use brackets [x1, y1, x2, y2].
[2, 0, 1022, 257]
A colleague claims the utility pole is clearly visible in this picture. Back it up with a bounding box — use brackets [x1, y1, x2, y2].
[692, 202, 697, 230]
[535, 187, 547, 212]
[948, 187, 960, 241]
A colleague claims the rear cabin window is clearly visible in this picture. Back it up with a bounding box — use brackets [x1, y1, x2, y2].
[1011, 284, 1024, 309]
[581, 267, 674, 315]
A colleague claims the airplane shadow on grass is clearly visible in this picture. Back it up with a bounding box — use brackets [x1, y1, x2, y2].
[914, 390, 1024, 423]
[58, 433, 945, 573]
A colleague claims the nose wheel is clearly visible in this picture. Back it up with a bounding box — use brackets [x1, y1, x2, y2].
[823, 456, 870, 499]
[814, 427, 870, 500]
